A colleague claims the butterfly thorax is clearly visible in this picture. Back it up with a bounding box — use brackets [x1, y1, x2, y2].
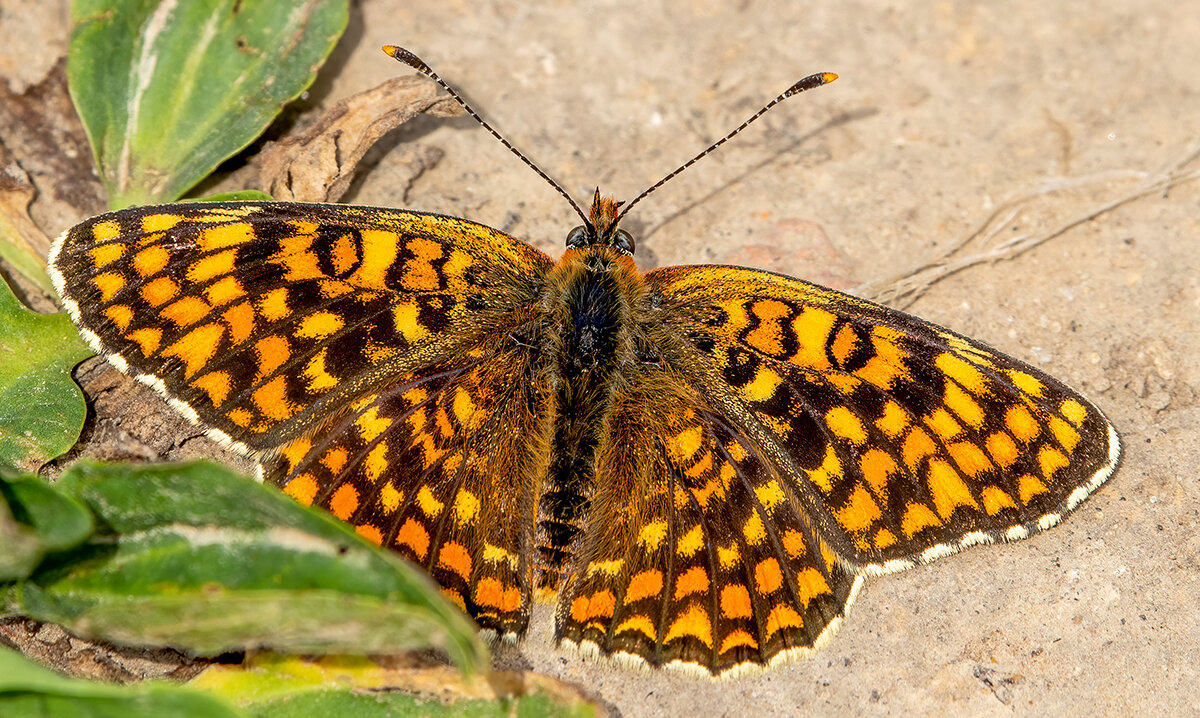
[534, 240, 647, 591]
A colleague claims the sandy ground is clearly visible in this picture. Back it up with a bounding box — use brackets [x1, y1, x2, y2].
[4, 1, 1199, 715]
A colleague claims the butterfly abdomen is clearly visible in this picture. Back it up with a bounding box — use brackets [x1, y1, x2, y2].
[535, 249, 640, 589]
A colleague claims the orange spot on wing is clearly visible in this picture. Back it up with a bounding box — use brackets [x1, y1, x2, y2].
[875, 400, 909, 438]
[92, 272, 126, 302]
[794, 567, 832, 606]
[280, 437, 312, 471]
[1006, 405, 1041, 442]
[673, 566, 710, 599]
[258, 287, 290, 321]
[948, 441, 993, 477]
[664, 605, 713, 647]
[925, 407, 962, 440]
[205, 276, 245, 306]
[1038, 446, 1069, 480]
[986, 431, 1020, 468]
[927, 458, 980, 519]
[284, 473, 319, 506]
[193, 371, 232, 407]
[356, 405, 392, 442]
[355, 524, 382, 545]
[754, 557, 784, 594]
[133, 245, 170, 276]
[781, 530, 808, 558]
[161, 323, 225, 377]
[829, 323, 861, 367]
[763, 605, 804, 639]
[720, 629, 758, 653]
[392, 301, 430, 342]
[351, 230, 400, 289]
[437, 541, 473, 581]
[825, 406, 867, 444]
[140, 276, 178, 306]
[835, 483, 883, 533]
[980, 486, 1018, 515]
[453, 489, 480, 526]
[329, 484, 359, 520]
[936, 352, 988, 395]
[296, 311, 345, 340]
[198, 222, 255, 251]
[472, 578, 520, 612]
[1018, 474, 1048, 503]
[1048, 416, 1081, 452]
[626, 569, 664, 602]
[104, 304, 134, 331]
[378, 481, 402, 513]
[743, 513, 766, 546]
[744, 299, 791, 355]
[254, 335, 291, 380]
[570, 589, 616, 621]
[91, 220, 121, 241]
[901, 427, 937, 470]
[901, 502, 941, 537]
[676, 524, 704, 556]
[186, 249, 236, 283]
[1059, 399, 1088, 426]
[874, 527, 897, 549]
[860, 448, 897, 500]
[945, 382, 985, 428]
[140, 214, 182, 233]
[161, 296, 211, 326]
[1007, 370, 1044, 397]
[303, 349, 338, 392]
[395, 518, 430, 560]
[222, 302, 255, 343]
[720, 584, 753, 619]
[89, 242, 125, 267]
[417, 486, 444, 517]
[252, 375, 299, 421]
[615, 615, 657, 641]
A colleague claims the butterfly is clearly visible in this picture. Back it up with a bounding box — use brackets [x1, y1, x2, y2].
[46, 46, 1119, 678]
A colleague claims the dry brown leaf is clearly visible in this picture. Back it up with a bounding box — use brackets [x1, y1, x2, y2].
[0, 139, 56, 297]
[259, 75, 463, 203]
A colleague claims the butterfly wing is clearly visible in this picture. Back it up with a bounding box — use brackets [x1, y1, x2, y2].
[50, 201, 557, 636]
[557, 263, 1118, 675]
[556, 370, 862, 676]
[643, 264, 1119, 572]
[48, 202, 552, 455]
[266, 346, 551, 636]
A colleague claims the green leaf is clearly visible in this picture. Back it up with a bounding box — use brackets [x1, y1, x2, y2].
[0, 644, 245, 718]
[68, 0, 349, 209]
[0, 472, 95, 582]
[16, 461, 485, 673]
[0, 276, 92, 471]
[192, 654, 602, 718]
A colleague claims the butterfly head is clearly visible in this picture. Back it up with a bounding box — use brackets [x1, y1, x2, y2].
[565, 189, 635, 255]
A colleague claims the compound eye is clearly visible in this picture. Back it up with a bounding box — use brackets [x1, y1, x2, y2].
[613, 228, 635, 254]
[565, 225, 590, 248]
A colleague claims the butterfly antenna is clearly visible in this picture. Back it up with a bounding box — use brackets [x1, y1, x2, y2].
[383, 45, 590, 226]
[615, 71, 838, 225]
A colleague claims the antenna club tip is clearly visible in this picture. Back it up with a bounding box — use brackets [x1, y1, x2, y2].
[381, 45, 398, 56]
[822, 72, 839, 83]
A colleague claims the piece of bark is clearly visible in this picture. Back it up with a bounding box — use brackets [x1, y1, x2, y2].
[259, 75, 463, 203]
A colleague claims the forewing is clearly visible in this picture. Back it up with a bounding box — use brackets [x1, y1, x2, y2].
[645, 265, 1119, 573]
[267, 344, 552, 636]
[556, 374, 861, 676]
[48, 202, 552, 454]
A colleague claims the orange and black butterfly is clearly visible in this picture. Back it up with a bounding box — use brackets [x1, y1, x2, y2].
[47, 46, 1118, 677]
